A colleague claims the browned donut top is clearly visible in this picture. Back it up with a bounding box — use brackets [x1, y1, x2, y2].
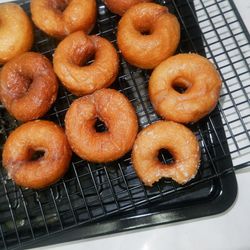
[132, 121, 200, 186]
[2, 120, 72, 189]
[149, 53, 222, 123]
[53, 31, 119, 96]
[117, 2, 180, 69]
[30, 0, 96, 38]
[0, 52, 58, 122]
[65, 88, 138, 163]
[104, 0, 152, 16]
[0, 3, 33, 64]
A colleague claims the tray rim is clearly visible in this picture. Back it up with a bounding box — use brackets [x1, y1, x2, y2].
[24, 172, 237, 249]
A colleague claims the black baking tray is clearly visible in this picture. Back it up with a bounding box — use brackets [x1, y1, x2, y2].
[26, 172, 237, 249]
[2, 0, 250, 249]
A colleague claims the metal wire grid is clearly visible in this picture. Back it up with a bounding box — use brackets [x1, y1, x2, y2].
[0, 0, 249, 249]
[194, 0, 250, 166]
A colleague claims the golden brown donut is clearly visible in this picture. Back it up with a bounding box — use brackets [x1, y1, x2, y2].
[0, 52, 58, 122]
[0, 3, 33, 64]
[30, 0, 96, 38]
[53, 31, 119, 96]
[149, 54, 222, 124]
[2, 120, 72, 189]
[132, 121, 200, 186]
[117, 3, 180, 69]
[103, 0, 152, 16]
[65, 88, 138, 163]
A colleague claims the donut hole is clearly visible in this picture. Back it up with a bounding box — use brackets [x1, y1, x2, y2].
[29, 149, 45, 161]
[14, 74, 33, 99]
[134, 22, 154, 36]
[172, 78, 192, 94]
[140, 28, 152, 36]
[51, 0, 68, 13]
[84, 53, 96, 66]
[158, 148, 175, 164]
[73, 50, 96, 67]
[173, 83, 188, 94]
[22, 75, 33, 90]
[94, 118, 108, 133]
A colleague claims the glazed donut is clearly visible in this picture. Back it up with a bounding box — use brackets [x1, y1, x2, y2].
[65, 88, 138, 163]
[132, 121, 200, 186]
[30, 0, 96, 38]
[103, 0, 153, 16]
[53, 31, 119, 96]
[117, 3, 180, 69]
[2, 120, 72, 189]
[149, 54, 222, 124]
[0, 52, 58, 122]
[0, 3, 33, 64]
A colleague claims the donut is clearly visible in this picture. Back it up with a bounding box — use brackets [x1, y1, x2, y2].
[149, 54, 222, 124]
[53, 31, 119, 96]
[117, 3, 180, 69]
[2, 120, 72, 189]
[30, 0, 96, 38]
[0, 52, 58, 122]
[132, 121, 200, 186]
[0, 3, 33, 64]
[65, 88, 138, 163]
[103, 0, 153, 16]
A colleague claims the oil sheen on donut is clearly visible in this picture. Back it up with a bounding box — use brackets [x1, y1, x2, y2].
[0, 3, 33, 64]
[53, 31, 119, 96]
[132, 121, 200, 186]
[2, 120, 72, 189]
[0, 52, 58, 122]
[30, 0, 96, 38]
[149, 53, 222, 123]
[104, 0, 153, 16]
[65, 88, 138, 163]
[117, 2, 180, 69]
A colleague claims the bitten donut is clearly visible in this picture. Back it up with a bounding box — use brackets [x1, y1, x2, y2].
[117, 3, 180, 69]
[30, 0, 96, 38]
[0, 3, 33, 64]
[0, 52, 58, 122]
[132, 121, 200, 186]
[65, 88, 138, 163]
[149, 54, 222, 124]
[2, 120, 72, 189]
[54, 31, 119, 96]
[103, 0, 152, 16]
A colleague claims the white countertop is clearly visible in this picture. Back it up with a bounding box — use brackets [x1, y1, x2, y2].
[43, 1, 250, 250]
[1, 0, 250, 250]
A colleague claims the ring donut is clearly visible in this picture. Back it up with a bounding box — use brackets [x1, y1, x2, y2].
[30, 0, 96, 38]
[149, 53, 222, 123]
[0, 52, 58, 122]
[0, 3, 33, 64]
[65, 88, 138, 163]
[2, 120, 72, 189]
[117, 3, 180, 69]
[132, 121, 200, 186]
[103, 0, 152, 16]
[54, 31, 119, 96]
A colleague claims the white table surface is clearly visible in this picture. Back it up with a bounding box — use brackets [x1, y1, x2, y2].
[1, 1, 250, 250]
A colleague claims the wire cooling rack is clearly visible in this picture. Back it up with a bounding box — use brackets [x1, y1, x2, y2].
[0, 0, 249, 249]
[194, 0, 250, 167]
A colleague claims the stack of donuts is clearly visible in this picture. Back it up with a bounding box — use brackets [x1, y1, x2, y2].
[0, 0, 221, 189]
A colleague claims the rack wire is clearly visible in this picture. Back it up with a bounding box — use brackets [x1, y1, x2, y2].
[0, 0, 249, 249]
